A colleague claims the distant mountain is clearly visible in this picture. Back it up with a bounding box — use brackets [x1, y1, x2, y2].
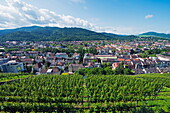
[102, 32, 137, 40]
[140, 32, 170, 39]
[0, 26, 138, 41]
[0, 26, 41, 36]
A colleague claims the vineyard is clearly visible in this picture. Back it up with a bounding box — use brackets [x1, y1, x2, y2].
[0, 74, 170, 112]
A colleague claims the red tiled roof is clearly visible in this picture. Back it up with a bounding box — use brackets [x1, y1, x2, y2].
[52, 67, 60, 73]
[118, 58, 125, 61]
[125, 59, 131, 62]
[133, 59, 140, 61]
[40, 68, 47, 73]
[21, 59, 34, 62]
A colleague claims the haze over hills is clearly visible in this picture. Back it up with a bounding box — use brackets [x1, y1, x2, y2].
[0, 26, 138, 41]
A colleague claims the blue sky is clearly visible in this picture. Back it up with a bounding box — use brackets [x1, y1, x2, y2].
[0, 0, 170, 34]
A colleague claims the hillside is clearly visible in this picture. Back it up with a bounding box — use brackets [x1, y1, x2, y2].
[0, 26, 42, 36]
[102, 32, 137, 40]
[0, 26, 138, 41]
[140, 32, 170, 39]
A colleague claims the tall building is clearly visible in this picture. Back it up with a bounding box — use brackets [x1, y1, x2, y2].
[0, 62, 25, 73]
[0, 58, 10, 65]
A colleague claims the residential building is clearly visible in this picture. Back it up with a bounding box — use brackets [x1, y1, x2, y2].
[0, 61, 24, 73]
[68, 64, 84, 73]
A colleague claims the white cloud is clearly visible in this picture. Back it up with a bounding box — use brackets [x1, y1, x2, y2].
[145, 14, 154, 19]
[0, 0, 93, 30]
[0, 0, 138, 35]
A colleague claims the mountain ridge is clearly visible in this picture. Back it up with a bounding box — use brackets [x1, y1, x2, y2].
[1, 26, 169, 41]
[0, 26, 139, 41]
[140, 32, 170, 39]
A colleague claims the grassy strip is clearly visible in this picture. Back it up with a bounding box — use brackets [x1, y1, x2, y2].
[0, 75, 33, 82]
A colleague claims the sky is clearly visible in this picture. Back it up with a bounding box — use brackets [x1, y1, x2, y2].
[0, 0, 170, 35]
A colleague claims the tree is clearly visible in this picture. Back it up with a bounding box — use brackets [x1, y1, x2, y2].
[27, 66, 33, 73]
[77, 47, 86, 63]
[42, 58, 46, 64]
[102, 62, 111, 68]
[32, 59, 36, 65]
[130, 49, 135, 54]
[140, 53, 148, 58]
[88, 47, 98, 55]
[92, 59, 97, 63]
[65, 48, 75, 57]
[5, 48, 19, 52]
[45, 61, 51, 69]
[114, 62, 132, 75]
[123, 68, 132, 75]
[0, 49, 5, 52]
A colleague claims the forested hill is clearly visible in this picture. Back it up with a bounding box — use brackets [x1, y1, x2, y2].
[0, 26, 138, 41]
[140, 32, 170, 39]
[101, 32, 137, 40]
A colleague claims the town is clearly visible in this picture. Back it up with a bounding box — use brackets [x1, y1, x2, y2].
[0, 39, 170, 75]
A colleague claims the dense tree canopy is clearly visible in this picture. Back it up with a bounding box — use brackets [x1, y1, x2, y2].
[75, 62, 132, 75]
